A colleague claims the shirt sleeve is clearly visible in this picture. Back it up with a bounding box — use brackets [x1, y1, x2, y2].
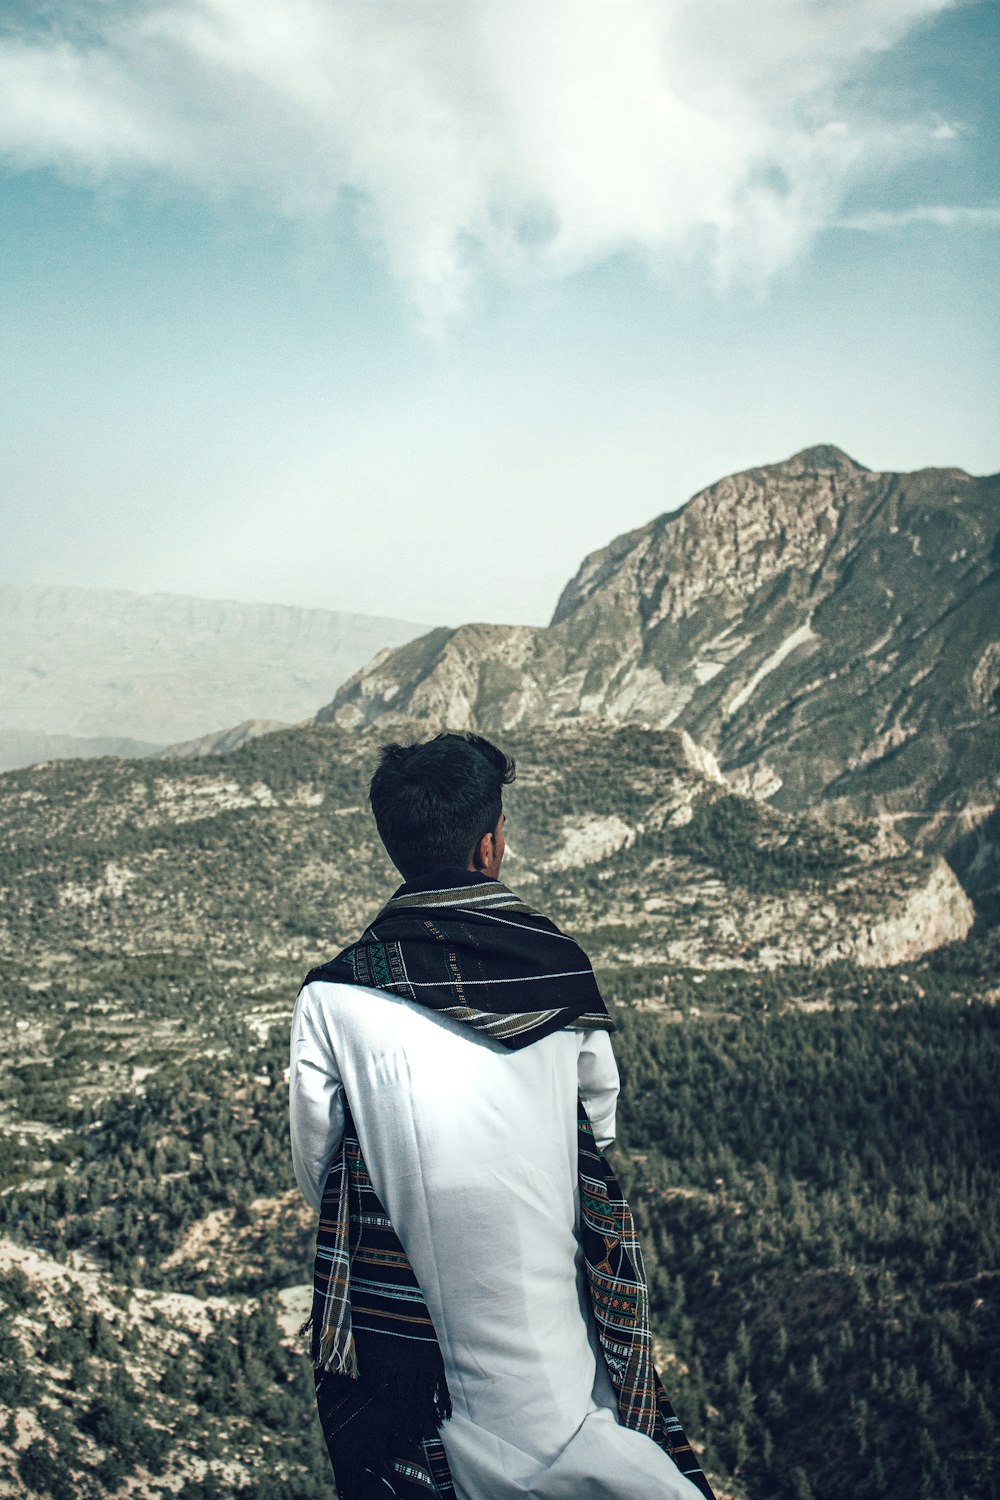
[578, 1028, 620, 1152]
[289, 984, 346, 1211]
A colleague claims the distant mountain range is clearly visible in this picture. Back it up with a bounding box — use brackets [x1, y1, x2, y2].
[0, 586, 426, 771]
[320, 445, 1000, 913]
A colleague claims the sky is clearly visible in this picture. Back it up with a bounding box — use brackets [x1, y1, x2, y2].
[1, 0, 997, 629]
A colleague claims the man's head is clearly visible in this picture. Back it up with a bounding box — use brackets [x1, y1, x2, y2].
[368, 732, 515, 883]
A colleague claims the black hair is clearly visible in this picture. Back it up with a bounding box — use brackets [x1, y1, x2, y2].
[368, 731, 516, 881]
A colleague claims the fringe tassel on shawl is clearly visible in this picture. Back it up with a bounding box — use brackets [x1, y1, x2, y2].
[298, 1315, 359, 1379]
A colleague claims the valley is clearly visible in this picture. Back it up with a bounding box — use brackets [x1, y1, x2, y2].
[1, 718, 997, 1498]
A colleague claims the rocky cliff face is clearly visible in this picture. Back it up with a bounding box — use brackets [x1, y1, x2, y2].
[322, 446, 1000, 884]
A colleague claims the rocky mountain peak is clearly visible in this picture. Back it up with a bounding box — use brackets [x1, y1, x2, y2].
[551, 444, 871, 627]
[773, 443, 867, 475]
[323, 447, 999, 911]
[554, 438, 881, 627]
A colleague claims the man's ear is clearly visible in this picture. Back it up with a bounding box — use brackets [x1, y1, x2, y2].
[472, 830, 492, 871]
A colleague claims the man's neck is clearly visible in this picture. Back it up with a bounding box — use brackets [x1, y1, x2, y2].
[396, 867, 499, 896]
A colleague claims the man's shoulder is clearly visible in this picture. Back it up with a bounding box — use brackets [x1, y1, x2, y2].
[297, 976, 401, 1016]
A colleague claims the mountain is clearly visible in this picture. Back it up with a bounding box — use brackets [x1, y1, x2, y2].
[321, 446, 1000, 908]
[0, 728, 164, 773]
[0, 585, 427, 770]
[161, 719, 289, 759]
[0, 720, 971, 976]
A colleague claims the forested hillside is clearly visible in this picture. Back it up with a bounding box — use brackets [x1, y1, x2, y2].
[0, 720, 996, 1497]
[0, 721, 971, 977]
[2, 939, 997, 1497]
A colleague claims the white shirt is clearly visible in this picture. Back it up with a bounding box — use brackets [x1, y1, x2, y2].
[290, 981, 705, 1500]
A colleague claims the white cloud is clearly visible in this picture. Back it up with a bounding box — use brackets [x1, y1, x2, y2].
[0, 0, 963, 316]
[839, 203, 1000, 230]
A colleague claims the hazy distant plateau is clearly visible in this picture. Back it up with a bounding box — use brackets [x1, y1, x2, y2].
[0, 585, 426, 770]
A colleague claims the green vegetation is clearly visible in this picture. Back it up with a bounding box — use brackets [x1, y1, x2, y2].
[1, 1039, 308, 1291]
[665, 793, 859, 892]
[1, 934, 997, 1498]
[0, 723, 937, 979]
[1, 1266, 331, 1499]
[609, 979, 1000, 1499]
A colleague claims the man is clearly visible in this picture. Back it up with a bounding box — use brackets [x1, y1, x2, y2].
[289, 732, 713, 1499]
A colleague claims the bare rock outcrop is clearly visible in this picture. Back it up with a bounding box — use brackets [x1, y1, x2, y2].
[851, 860, 976, 967]
[321, 446, 1000, 887]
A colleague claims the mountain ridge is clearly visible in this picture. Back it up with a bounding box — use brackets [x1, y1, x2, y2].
[321, 446, 1000, 909]
[549, 444, 872, 626]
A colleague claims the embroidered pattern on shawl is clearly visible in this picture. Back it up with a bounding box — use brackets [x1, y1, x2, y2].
[310, 1113, 454, 1499]
[577, 1106, 712, 1492]
[302, 872, 716, 1500]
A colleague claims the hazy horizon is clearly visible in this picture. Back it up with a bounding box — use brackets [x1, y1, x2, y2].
[2, 0, 997, 628]
[7, 437, 1000, 633]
